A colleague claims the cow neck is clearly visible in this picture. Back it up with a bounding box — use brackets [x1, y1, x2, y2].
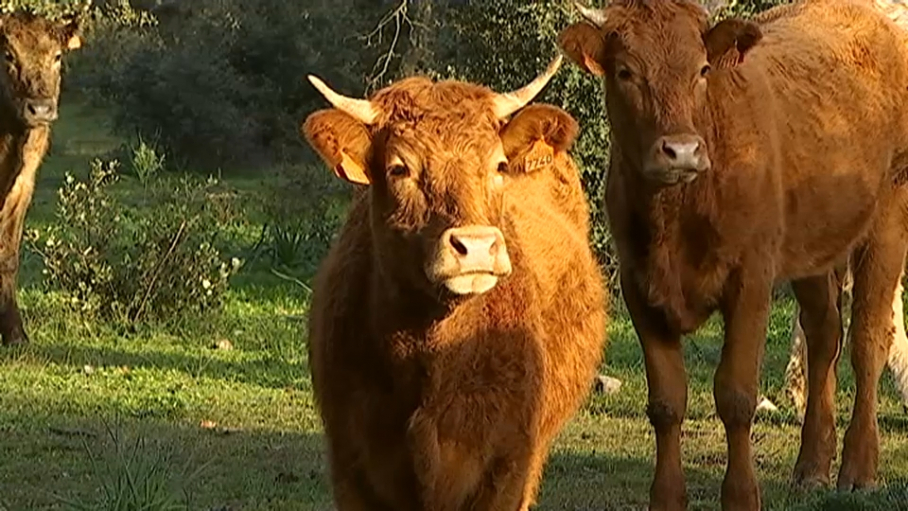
[368, 234, 529, 346]
[0, 102, 49, 210]
[368, 248, 460, 335]
[622, 148, 720, 329]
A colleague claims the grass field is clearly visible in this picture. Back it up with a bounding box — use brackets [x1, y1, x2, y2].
[1, 94, 908, 511]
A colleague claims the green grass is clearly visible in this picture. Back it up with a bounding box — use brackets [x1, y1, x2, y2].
[2, 93, 908, 510]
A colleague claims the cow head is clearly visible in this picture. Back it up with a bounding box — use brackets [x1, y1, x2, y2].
[0, 11, 82, 128]
[558, 0, 762, 185]
[303, 56, 577, 298]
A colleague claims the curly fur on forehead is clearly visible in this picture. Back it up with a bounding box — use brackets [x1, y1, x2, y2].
[367, 77, 502, 140]
[603, 0, 710, 34]
[2, 11, 71, 43]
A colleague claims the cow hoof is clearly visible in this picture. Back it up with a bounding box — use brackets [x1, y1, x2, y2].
[836, 463, 877, 492]
[836, 478, 877, 492]
[791, 470, 829, 492]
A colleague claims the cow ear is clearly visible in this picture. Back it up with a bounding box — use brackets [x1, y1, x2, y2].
[58, 13, 83, 51]
[704, 18, 762, 69]
[301, 109, 372, 185]
[500, 104, 579, 174]
[558, 22, 606, 77]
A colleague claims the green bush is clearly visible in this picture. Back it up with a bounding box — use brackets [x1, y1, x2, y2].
[77, 0, 385, 172]
[251, 163, 349, 280]
[26, 149, 242, 329]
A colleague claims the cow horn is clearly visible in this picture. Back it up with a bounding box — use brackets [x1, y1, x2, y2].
[307, 75, 379, 125]
[575, 2, 607, 27]
[492, 54, 563, 119]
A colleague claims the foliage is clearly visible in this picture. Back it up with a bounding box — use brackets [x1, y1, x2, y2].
[76, 0, 385, 171]
[251, 163, 348, 281]
[26, 148, 242, 329]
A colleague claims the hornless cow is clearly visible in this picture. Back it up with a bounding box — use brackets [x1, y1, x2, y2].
[0, 12, 82, 346]
[781, 0, 908, 421]
[559, 0, 908, 509]
[302, 56, 607, 510]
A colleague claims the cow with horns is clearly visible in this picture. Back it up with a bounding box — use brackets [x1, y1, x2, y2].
[301, 56, 608, 510]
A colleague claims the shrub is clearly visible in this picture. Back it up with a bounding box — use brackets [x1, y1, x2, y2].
[251, 163, 349, 280]
[26, 147, 242, 329]
[77, 0, 386, 172]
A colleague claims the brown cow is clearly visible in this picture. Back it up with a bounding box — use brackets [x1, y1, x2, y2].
[302, 56, 607, 511]
[781, 0, 908, 421]
[0, 12, 82, 346]
[559, 0, 908, 509]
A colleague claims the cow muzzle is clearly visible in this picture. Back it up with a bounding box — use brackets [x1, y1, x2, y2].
[21, 97, 58, 126]
[427, 225, 512, 296]
[644, 134, 710, 185]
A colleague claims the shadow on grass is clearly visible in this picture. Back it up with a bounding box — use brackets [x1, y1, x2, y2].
[537, 450, 908, 511]
[1, 407, 907, 511]
[0, 412, 333, 511]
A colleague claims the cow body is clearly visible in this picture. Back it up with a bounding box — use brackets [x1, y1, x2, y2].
[780, 0, 908, 420]
[0, 12, 82, 346]
[302, 63, 606, 510]
[560, 0, 908, 509]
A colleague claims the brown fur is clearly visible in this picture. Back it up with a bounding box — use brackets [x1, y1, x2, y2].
[781, 0, 908, 419]
[560, 0, 908, 508]
[0, 12, 81, 346]
[302, 76, 606, 510]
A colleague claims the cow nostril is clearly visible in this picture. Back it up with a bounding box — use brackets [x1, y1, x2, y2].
[449, 235, 468, 256]
[662, 141, 677, 160]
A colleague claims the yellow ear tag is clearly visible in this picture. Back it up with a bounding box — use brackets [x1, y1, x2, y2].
[524, 139, 554, 172]
[334, 151, 370, 185]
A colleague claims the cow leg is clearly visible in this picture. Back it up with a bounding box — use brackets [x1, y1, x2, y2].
[715, 269, 771, 511]
[620, 274, 688, 511]
[838, 231, 908, 490]
[324, 435, 391, 511]
[785, 265, 852, 422]
[517, 446, 547, 511]
[783, 308, 809, 423]
[471, 454, 532, 511]
[885, 275, 908, 410]
[0, 213, 28, 346]
[790, 273, 845, 488]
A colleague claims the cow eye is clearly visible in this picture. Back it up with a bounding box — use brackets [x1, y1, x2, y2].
[4, 51, 13, 63]
[387, 163, 408, 178]
[700, 64, 711, 77]
[54, 52, 62, 63]
[617, 67, 632, 81]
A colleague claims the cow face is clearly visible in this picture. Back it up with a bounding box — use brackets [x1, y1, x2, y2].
[559, 0, 761, 185]
[0, 12, 82, 128]
[303, 57, 575, 298]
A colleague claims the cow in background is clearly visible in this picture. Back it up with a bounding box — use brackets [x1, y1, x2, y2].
[0, 12, 83, 346]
